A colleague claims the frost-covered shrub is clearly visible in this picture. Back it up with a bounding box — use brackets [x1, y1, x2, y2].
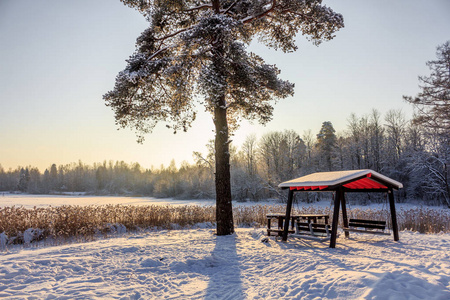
[23, 228, 45, 245]
[0, 232, 7, 249]
[102, 223, 127, 235]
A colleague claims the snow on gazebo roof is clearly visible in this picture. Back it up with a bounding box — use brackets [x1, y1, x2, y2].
[278, 169, 403, 191]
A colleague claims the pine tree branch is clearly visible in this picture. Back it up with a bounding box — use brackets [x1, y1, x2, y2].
[147, 45, 173, 60]
[185, 4, 213, 12]
[241, 0, 277, 24]
[155, 28, 189, 41]
[222, 0, 240, 15]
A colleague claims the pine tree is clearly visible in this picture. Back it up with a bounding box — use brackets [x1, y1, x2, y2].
[316, 121, 336, 171]
[104, 0, 344, 235]
[404, 41, 450, 133]
[49, 163, 58, 191]
[18, 168, 30, 192]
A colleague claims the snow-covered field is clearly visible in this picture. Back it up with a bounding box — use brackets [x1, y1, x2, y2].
[0, 228, 449, 299]
[1, 194, 449, 299]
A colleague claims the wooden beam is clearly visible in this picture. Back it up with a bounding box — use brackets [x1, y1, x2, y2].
[342, 188, 391, 193]
[282, 189, 294, 242]
[342, 228, 391, 235]
[340, 190, 349, 238]
[329, 188, 341, 248]
[388, 189, 400, 241]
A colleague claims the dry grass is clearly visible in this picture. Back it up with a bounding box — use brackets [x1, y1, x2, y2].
[0, 205, 216, 245]
[0, 204, 448, 247]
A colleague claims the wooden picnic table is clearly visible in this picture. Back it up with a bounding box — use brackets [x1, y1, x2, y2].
[266, 213, 298, 236]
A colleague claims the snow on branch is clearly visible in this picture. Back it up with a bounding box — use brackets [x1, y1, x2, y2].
[147, 45, 173, 61]
[241, 0, 277, 24]
[155, 28, 190, 41]
[185, 4, 213, 12]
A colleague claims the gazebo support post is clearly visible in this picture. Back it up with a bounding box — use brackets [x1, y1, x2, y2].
[329, 188, 342, 248]
[340, 191, 349, 238]
[388, 189, 399, 241]
[282, 189, 294, 242]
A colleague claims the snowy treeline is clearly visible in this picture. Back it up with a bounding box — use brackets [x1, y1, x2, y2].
[0, 108, 448, 206]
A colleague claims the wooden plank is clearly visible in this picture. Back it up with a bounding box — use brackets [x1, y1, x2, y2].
[298, 227, 331, 234]
[290, 233, 331, 242]
[267, 229, 295, 236]
[297, 222, 329, 228]
[292, 231, 328, 237]
[342, 188, 390, 193]
[342, 228, 391, 235]
[296, 223, 331, 235]
[349, 219, 386, 225]
[348, 223, 386, 230]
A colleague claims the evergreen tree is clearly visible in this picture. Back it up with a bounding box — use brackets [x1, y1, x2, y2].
[17, 168, 30, 192]
[49, 163, 58, 191]
[104, 0, 344, 235]
[0, 164, 6, 191]
[43, 169, 50, 193]
[316, 121, 336, 171]
[404, 41, 450, 133]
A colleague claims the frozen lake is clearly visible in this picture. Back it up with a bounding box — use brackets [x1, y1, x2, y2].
[0, 193, 280, 209]
[0, 193, 217, 208]
[0, 193, 445, 212]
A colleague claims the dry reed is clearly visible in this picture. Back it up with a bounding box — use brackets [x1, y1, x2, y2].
[0, 203, 448, 247]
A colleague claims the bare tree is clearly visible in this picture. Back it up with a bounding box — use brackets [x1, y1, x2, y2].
[384, 109, 407, 165]
[347, 113, 363, 169]
[242, 133, 258, 177]
[369, 109, 384, 172]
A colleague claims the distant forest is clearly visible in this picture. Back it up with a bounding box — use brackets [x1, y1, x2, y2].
[1, 109, 449, 207]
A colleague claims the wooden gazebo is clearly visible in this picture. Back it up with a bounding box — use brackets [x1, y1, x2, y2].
[278, 169, 403, 248]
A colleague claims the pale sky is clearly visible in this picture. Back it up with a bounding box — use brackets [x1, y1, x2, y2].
[1, 0, 449, 172]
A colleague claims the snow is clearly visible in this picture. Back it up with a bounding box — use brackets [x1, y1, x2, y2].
[0, 228, 449, 299]
[1, 195, 449, 298]
[23, 228, 45, 245]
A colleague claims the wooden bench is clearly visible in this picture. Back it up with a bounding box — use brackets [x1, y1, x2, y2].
[343, 218, 390, 235]
[290, 221, 333, 241]
[267, 228, 296, 236]
[297, 214, 329, 225]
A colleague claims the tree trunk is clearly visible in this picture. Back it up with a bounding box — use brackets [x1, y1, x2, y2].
[212, 0, 234, 235]
[214, 98, 234, 235]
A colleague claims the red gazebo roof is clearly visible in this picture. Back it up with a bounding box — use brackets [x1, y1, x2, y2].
[278, 169, 403, 191]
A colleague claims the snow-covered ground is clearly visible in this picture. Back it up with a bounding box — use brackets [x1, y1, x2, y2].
[1, 228, 449, 299]
[1, 194, 449, 299]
